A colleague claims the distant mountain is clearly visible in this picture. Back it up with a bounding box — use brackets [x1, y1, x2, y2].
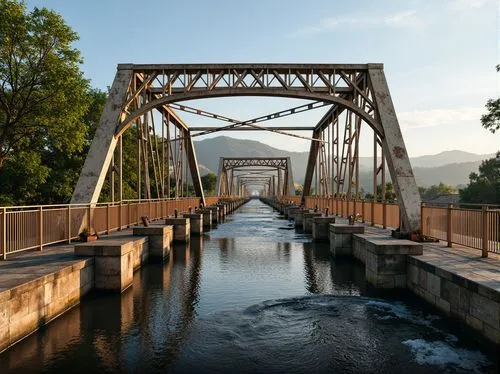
[193, 136, 492, 191]
[194, 136, 307, 178]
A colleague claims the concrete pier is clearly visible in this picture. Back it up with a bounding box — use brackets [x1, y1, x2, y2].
[132, 225, 173, 261]
[164, 217, 190, 242]
[352, 234, 423, 288]
[75, 236, 148, 292]
[293, 208, 308, 228]
[206, 206, 219, 224]
[182, 213, 203, 235]
[197, 209, 212, 228]
[303, 212, 322, 232]
[329, 224, 365, 257]
[312, 216, 336, 241]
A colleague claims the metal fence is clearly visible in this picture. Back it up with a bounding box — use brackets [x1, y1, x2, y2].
[281, 196, 500, 256]
[0, 197, 204, 259]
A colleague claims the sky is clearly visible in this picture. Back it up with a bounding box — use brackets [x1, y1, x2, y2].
[25, 0, 500, 157]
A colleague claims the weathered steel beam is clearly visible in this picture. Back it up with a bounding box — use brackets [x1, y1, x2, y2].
[190, 126, 315, 131]
[120, 63, 376, 71]
[368, 66, 421, 232]
[183, 129, 205, 206]
[72, 68, 133, 204]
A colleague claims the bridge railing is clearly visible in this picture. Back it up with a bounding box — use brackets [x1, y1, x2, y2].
[281, 196, 500, 256]
[0, 197, 204, 259]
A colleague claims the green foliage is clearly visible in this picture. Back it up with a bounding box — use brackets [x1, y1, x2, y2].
[459, 152, 500, 205]
[294, 183, 303, 196]
[419, 182, 457, 201]
[0, 0, 90, 168]
[201, 172, 217, 194]
[480, 65, 500, 134]
[0, 87, 104, 204]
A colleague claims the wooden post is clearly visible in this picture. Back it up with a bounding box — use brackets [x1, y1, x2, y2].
[482, 206, 489, 258]
[361, 199, 365, 223]
[447, 203, 453, 247]
[38, 206, 43, 251]
[67, 205, 72, 243]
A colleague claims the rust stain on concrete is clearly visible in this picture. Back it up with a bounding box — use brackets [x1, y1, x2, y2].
[393, 146, 405, 159]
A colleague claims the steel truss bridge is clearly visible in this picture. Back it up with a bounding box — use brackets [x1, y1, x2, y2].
[216, 157, 295, 197]
[71, 63, 420, 232]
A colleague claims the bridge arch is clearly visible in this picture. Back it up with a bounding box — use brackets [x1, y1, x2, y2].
[71, 64, 421, 232]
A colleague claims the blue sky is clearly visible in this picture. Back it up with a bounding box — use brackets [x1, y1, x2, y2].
[26, 0, 500, 156]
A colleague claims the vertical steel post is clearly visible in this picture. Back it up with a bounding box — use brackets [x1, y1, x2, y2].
[447, 203, 453, 247]
[2, 207, 6, 260]
[106, 203, 110, 235]
[38, 206, 43, 251]
[67, 205, 71, 243]
[482, 206, 489, 258]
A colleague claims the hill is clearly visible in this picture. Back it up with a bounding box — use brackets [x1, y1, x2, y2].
[193, 136, 492, 191]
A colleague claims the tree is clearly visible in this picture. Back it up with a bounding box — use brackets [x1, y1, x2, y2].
[419, 182, 457, 201]
[294, 183, 303, 196]
[376, 182, 396, 202]
[201, 172, 217, 194]
[0, 87, 105, 205]
[459, 152, 500, 205]
[481, 65, 500, 134]
[0, 0, 90, 169]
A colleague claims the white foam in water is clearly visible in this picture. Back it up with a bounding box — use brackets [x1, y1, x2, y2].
[403, 339, 489, 372]
[366, 300, 440, 326]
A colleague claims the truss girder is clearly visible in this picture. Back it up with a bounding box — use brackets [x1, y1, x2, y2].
[71, 62, 420, 232]
[216, 156, 294, 197]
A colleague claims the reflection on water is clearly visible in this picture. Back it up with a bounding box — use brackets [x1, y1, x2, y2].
[0, 199, 497, 373]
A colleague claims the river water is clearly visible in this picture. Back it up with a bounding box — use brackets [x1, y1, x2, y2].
[1, 199, 498, 373]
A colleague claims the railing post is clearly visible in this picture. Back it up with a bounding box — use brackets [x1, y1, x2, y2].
[67, 205, 71, 243]
[447, 203, 453, 247]
[87, 204, 92, 233]
[371, 199, 375, 226]
[482, 206, 489, 258]
[361, 199, 365, 223]
[119, 201, 122, 231]
[382, 200, 387, 229]
[2, 207, 6, 260]
[127, 202, 131, 228]
[420, 202, 425, 235]
[38, 206, 43, 251]
[106, 203, 110, 235]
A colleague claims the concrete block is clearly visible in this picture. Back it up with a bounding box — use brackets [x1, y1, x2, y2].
[331, 224, 365, 235]
[164, 217, 190, 242]
[312, 217, 336, 241]
[294, 209, 308, 228]
[133, 225, 172, 262]
[182, 213, 203, 235]
[427, 272, 441, 297]
[303, 212, 322, 232]
[482, 323, 500, 344]
[470, 293, 499, 329]
[206, 206, 219, 224]
[436, 297, 451, 314]
[466, 314, 484, 332]
[198, 209, 212, 228]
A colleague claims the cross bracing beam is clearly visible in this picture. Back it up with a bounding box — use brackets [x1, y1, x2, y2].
[190, 126, 315, 131]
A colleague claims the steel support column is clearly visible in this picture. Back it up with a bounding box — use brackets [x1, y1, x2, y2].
[368, 66, 420, 232]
